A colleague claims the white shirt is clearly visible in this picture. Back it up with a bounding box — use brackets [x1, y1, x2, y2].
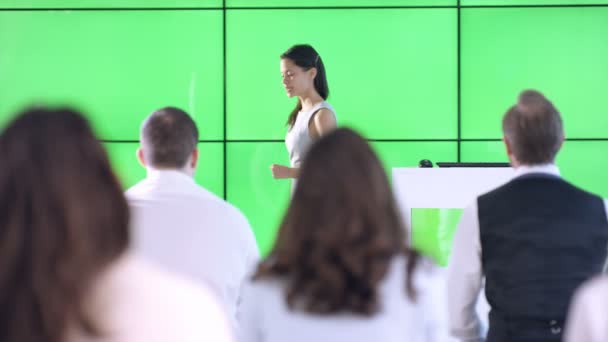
[126, 169, 260, 328]
[447, 164, 608, 341]
[564, 276, 608, 342]
[238, 257, 450, 342]
[285, 101, 336, 168]
[69, 253, 234, 342]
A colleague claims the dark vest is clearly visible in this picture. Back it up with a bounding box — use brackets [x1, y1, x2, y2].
[478, 174, 608, 342]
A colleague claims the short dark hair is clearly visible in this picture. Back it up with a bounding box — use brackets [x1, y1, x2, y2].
[0, 107, 129, 342]
[502, 90, 564, 165]
[254, 128, 419, 316]
[140, 107, 199, 169]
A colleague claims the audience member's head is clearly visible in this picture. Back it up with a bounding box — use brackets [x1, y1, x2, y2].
[254, 128, 418, 316]
[0, 107, 129, 342]
[502, 89, 564, 167]
[138, 107, 199, 176]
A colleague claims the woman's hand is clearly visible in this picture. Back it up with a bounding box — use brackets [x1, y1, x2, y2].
[270, 164, 293, 179]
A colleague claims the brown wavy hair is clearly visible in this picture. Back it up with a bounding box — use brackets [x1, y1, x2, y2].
[0, 108, 129, 342]
[254, 128, 418, 315]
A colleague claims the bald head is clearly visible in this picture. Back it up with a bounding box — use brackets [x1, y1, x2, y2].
[140, 107, 198, 170]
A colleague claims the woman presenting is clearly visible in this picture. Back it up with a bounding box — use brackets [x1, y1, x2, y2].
[271, 44, 337, 181]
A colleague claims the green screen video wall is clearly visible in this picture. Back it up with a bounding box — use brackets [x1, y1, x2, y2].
[1, 1, 607, 258]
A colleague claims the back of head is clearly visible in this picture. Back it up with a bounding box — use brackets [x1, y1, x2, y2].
[140, 107, 199, 169]
[255, 128, 417, 315]
[502, 89, 564, 165]
[0, 107, 129, 342]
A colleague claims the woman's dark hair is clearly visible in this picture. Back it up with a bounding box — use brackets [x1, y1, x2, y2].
[254, 128, 418, 315]
[0, 107, 130, 342]
[281, 44, 329, 127]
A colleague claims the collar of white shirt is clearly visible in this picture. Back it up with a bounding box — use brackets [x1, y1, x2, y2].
[513, 163, 560, 178]
[146, 168, 195, 184]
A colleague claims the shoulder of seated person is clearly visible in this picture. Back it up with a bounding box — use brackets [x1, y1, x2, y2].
[105, 254, 217, 301]
[89, 254, 230, 334]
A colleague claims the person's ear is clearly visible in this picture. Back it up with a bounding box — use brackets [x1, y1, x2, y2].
[190, 148, 199, 169]
[137, 147, 147, 168]
[309, 67, 317, 80]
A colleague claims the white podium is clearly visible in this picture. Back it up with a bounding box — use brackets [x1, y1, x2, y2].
[392, 166, 515, 338]
[392, 167, 514, 226]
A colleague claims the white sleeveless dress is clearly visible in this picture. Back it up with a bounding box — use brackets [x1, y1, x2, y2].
[285, 101, 337, 169]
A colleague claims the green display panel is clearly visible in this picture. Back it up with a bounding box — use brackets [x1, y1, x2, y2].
[411, 208, 463, 266]
[105, 142, 225, 198]
[461, 7, 608, 139]
[369, 141, 457, 181]
[461, 141, 608, 197]
[104, 142, 143, 189]
[226, 9, 457, 140]
[460, 141, 509, 163]
[226, 142, 291, 256]
[462, 0, 608, 5]
[227, 0, 455, 7]
[0, 10, 223, 140]
[557, 141, 608, 198]
[0, 0, 221, 8]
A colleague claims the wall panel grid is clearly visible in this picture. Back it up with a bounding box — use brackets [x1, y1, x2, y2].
[2, 2, 607, 254]
[4, 1, 608, 8]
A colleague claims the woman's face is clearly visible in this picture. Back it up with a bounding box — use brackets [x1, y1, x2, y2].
[280, 58, 314, 98]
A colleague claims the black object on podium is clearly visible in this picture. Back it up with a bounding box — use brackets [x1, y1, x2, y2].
[435, 162, 510, 168]
[418, 160, 510, 168]
[418, 159, 434, 168]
